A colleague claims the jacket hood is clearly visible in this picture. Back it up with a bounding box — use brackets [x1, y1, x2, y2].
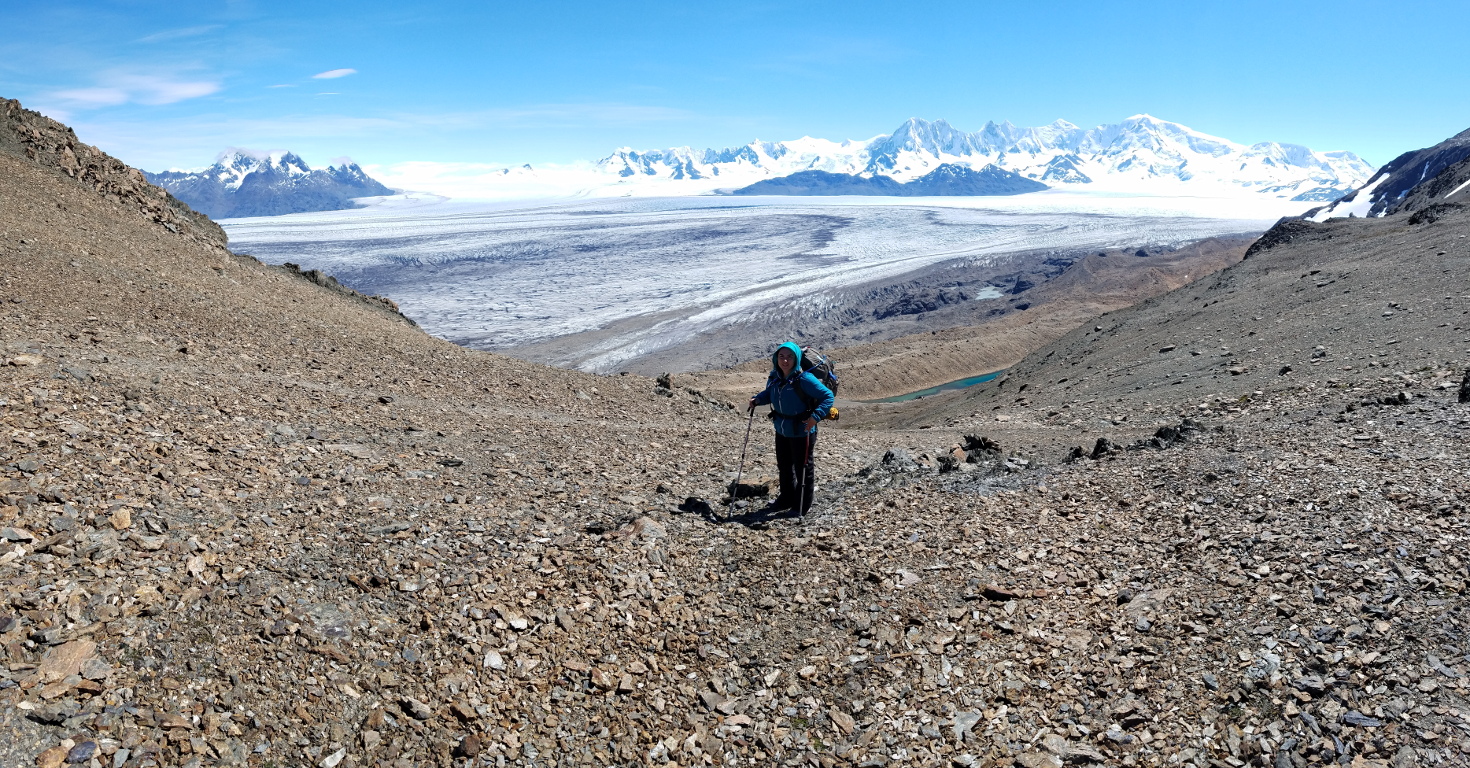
[771, 342, 804, 377]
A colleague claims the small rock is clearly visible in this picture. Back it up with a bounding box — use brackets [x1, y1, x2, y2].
[1, 526, 35, 542]
[626, 516, 666, 541]
[453, 736, 481, 759]
[400, 697, 432, 720]
[1015, 752, 1062, 768]
[980, 585, 1021, 601]
[64, 741, 96, 765]
[37, 640, 96, 683]
[319, 747, 346, 768]
[108, 509, 131, 530]
[80, 658, 111, 680]
[35, 746, 67, 768]
[590, 668, 616, 691]
[451, 701, 478, 722]
[951, 711, 982, 740]
[1294, 675, 1328, 696]
[830, 708, 854, 735]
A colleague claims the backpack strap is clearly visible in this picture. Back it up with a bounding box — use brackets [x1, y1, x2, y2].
[770, 373, 816, 422]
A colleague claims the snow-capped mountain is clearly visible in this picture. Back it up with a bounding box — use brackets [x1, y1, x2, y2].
[576, 115, 1373, 200]
[1306, 127, 1470, 221]
[146, 149, 394, 219]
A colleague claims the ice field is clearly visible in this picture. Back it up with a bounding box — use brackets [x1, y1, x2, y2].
[222, 193, 1303, 372]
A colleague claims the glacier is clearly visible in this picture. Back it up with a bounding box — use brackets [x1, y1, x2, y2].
[224, 192, 1306, 373]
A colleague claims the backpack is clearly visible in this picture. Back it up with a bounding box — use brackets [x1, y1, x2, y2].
[800, 347, 839, 396]
[800, 347, 840, 421]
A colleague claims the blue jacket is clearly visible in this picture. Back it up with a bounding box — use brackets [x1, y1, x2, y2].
[752, 342, 835, 437]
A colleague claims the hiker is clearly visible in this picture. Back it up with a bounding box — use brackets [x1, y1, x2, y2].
[748, 342, 834, 516]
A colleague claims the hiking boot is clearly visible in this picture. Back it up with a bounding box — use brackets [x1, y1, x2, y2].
[757, 497, 794, 516]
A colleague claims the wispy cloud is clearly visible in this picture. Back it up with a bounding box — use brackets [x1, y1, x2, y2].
[312, 68, 357, 79]
[65, 101, 700, 172]
[137, 25, 223, 44]
[48, 72, 220, 109]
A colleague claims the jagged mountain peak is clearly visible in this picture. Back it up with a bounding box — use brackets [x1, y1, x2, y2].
[146, 147, 393, 218]
[216, 147, 311, 171]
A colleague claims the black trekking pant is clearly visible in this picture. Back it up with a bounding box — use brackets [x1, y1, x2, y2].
[774, 432, 817, 513]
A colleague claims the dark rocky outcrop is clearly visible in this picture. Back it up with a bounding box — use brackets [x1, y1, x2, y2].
[732, 163, 1046, 197]
[1305, 126, 1470, 219]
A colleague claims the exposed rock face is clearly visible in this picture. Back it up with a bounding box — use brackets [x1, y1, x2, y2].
[732, 163, 1049, 197]
[1306, 126, 1470, 220]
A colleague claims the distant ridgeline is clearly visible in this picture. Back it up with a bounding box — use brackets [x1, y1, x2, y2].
[145, 149, 393, 219]
[732, 163, 1049, 197]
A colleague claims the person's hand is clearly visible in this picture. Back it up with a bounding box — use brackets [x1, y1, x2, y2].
[747, 398, 757, 414]
[803, 416, 818, 430]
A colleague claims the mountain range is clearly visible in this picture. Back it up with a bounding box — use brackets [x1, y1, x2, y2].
[589, 114, 1374, 200]
[144, 149, 393, 219]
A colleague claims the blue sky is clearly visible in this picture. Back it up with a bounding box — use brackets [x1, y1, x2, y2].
[4, 0, 1468, 173]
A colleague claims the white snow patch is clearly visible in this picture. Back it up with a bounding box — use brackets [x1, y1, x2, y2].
[1446, 176, 1470, 199]
[1310, 173, 1390, 222]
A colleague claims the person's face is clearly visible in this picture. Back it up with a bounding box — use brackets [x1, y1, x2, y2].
[776, 348, 796, 374]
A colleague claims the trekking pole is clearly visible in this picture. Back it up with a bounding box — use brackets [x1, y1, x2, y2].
[729, 409, 756, 521]
[798, 431, 811, 523]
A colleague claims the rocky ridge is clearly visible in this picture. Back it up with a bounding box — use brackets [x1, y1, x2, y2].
[1, 98, 1467, 768]
[1307, 128, 1470, 221]
[1, 99, 225, 250]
